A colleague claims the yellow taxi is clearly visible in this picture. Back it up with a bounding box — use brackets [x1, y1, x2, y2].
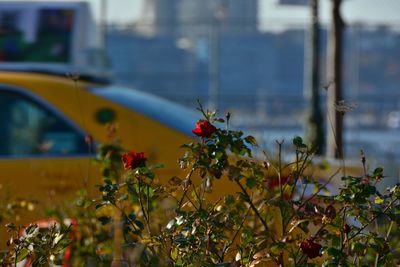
[0, 68, 203, 241]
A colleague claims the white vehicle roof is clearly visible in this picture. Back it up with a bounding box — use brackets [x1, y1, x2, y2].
[0, 1, 106, 76]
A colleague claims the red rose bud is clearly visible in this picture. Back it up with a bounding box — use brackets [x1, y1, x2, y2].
[300, 239, 322, 259]
[122, 151, 147, 170]
[192, 120, 217, 138]
[343, 224, 351, 234]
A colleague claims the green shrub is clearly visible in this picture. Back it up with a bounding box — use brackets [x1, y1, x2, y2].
[2, 106, 400, 267]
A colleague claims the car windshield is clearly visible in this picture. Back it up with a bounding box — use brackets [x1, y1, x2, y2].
[90, 85, 199, 136]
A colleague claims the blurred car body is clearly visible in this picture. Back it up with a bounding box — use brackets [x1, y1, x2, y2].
[0, 69, 201, 244]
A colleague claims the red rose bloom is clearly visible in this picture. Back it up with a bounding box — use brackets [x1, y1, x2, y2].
[192, 120, 217, 138]
[122, 151, 147, 170]
[300, 239, 322, 259]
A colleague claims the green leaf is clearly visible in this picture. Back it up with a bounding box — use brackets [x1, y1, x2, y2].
[331, 235, 341, 247]
[5, 223, 16, 231]
[198, 209, 208, 220]
[102, 168, 111, 178]
[16, 248, 30, 263]
[128, 212, 136, 221]
[25, 224, 38, 235]
[372, 167, 384, 180]
[246, 177, 257, 189]
[151, 163, 165, 170]
[244, 135, 257, 146]
[293, 136, 303, 147]
[135, 220, 144, 230]
[95, 202, 107, 209]
[224, 195, 235, 206]
[326, 247, 343, 259]
[270, 242, 286, 256]
[351, 242, 366, 256]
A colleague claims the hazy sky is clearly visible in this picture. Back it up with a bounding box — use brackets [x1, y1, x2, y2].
[260, 0, 400, 30]
[2, 0, 400, 30]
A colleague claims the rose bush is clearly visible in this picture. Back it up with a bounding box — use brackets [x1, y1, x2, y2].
[2, 106, 400, 267]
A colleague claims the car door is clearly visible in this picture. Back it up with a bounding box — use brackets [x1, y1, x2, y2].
[0, 86, 97, 235]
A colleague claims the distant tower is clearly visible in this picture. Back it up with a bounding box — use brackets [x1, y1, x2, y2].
[137, 0, 178, 36]
[154, 0, 178, 36]
[222, 0, 258, 34]
[178, 0, 258, 41]
[138, 0, 258, 38]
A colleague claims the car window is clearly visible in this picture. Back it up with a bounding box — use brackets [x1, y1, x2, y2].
[0, 89, 88, 157]
[90, 85, 198, 136]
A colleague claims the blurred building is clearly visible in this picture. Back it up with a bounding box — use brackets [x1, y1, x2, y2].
[278, 0, 309, 5]
[107, 23, 400, 128]
[137, 0, 258, 38]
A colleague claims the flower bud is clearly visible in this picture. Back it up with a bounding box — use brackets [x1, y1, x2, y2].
[343, 224, 351, 234]
[300, 239, 322, 259]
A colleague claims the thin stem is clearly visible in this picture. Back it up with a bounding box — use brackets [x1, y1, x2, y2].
[113, 203, 142, 238]
[137, 179, 151, 235]
[339, 207, 348, 257]
[178, 168, 195, 208]
[146, 181, 151, 228]
[290, 149, 300, 201]
[199, 176, 207, 209]
[373, 216, 380, 267]
[196, 100, 208, 119]
[276, 140, 286, 267]
[183, 193, 199, 210]
[385, 221, 394, 241]
[348, 197, 398, 241]
[327, 110, 346, 175]
[235, 180, 274, 241]
[221, 206, 251, 260]
[297, 167, 341, 211]
[276, 140, 284, 200]
[286, 152, 312, 200]
[374, 253, 379, 267]
[295, 253, 307, 266]
[299, 181, 309, 203]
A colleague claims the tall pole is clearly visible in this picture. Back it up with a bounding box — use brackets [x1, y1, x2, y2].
[326, 0, 344, 158]
[101, 0, 108, 50]
[306, 0, 324, 155]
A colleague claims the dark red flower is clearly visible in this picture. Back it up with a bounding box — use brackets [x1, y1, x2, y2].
[192, 120, 217, 138]
[343, 224, 351, 234]
[209, 167, 222, 179]
[122, 151, 147, 170]
[300, 239, 322, 259]
[266, 176, 289, 189]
